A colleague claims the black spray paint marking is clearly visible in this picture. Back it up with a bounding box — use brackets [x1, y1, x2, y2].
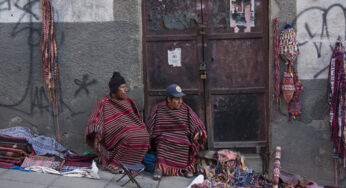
[74, 74, 97, 96]
[0, 0, 83, 116]
[292, 4, 346, 79]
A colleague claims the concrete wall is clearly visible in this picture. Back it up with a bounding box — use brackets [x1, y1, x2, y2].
[0, 0, 143, 153]
[270, 0, 346, 186]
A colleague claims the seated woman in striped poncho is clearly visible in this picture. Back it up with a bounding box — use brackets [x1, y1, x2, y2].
[147, 84, 207, 180]
[85, 72, 149, 173]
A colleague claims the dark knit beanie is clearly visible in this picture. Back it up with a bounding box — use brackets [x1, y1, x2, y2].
[108, 72, 126, 94]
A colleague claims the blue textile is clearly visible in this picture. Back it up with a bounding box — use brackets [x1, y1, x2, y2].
[119, 162, 144, 170]
[60, 166, 91, 173]
[142, 153, 156, 173]
[0, 127, 66, 157]
[0, 165, 30, 172]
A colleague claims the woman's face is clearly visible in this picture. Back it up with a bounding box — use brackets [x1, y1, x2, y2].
[115, 84, 128, 100]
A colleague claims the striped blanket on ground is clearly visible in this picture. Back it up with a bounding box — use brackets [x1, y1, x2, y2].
[147, 102, 207, 176]
[0, 127, 66, 157]
[85, 95, 149, 171]
[0, 134, 33, 167]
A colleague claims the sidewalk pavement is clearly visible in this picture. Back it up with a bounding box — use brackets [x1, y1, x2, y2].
[0, 167, 195, 188]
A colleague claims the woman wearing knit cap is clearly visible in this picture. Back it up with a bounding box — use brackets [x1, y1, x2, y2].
[85, 72, 149, 173]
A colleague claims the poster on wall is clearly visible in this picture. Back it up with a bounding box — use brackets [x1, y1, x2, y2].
[230, 0, 255, 32]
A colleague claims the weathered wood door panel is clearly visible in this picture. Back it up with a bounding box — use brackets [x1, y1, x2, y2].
[142, 0, 205, 122]
[143, 0, 268, 150]
[203, 0, 269, 149]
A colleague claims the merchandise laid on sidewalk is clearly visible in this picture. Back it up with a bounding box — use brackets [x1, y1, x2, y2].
[187, 149, 325, 188]
[0, 126, 98, 179]
[0, 127, 327, 188]
[189, 150, 270, 188]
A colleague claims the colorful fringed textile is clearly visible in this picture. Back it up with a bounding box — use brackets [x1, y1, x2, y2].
[85, 95, 149, 170]
[288, 66, 303, 120]
[41, 0, 61, 141]
[327, 40, 346, 159]
[281, 70, 295, 103]
[147, 102, 207, 176]
[279, 24, 303, 120]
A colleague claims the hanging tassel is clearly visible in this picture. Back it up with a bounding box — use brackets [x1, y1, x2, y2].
[41, 0, 61, 142]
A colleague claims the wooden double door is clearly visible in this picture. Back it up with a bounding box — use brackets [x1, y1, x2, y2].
[142, 0, 269, 151]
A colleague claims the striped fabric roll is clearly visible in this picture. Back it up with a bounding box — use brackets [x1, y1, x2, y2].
[85, 95, 149, 171]
[147, 102, 207, 176]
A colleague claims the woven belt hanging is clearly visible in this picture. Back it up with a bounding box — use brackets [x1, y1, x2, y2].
[41, 0, 61, 142]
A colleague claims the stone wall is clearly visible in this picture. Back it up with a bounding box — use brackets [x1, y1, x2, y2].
[0, 0, 143, 152]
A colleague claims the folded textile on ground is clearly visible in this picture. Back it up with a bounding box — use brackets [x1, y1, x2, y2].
[21, 156, 62, 170]
[0, 134, 33, 167]
[25, 160, 100, 179]
[0, 127, 66, 157]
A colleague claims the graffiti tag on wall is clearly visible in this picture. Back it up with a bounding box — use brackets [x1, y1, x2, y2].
[0, 0, 99, 116]
[0, 0, 113, 23]
[294, 2, 346, 79]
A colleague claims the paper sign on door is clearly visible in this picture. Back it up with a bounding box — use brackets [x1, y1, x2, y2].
[168, 48, 182, 67]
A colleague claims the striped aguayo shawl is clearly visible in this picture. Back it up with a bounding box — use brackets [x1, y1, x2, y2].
[147, 102, 207, 176]
[85, 95, 149, 169]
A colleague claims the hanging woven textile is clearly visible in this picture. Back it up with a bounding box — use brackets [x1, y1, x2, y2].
[327, 40, 345, 161]
[279, 24, 299, 64]
[279, 24, 302, 121]
[41, 0, 61, 142]
[281, 70, 295, 103]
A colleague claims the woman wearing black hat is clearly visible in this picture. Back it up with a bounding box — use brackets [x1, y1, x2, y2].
[85, 72, 149, 173]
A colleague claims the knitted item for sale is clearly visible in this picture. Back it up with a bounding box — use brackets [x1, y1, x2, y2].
[279, 23, 302, 121]
[281, 69, 295, 103]
[279, 24, 299, 63]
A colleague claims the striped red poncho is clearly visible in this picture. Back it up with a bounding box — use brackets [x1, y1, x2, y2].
[147, 102, 207, 176]
[85, 95, 149, 170]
